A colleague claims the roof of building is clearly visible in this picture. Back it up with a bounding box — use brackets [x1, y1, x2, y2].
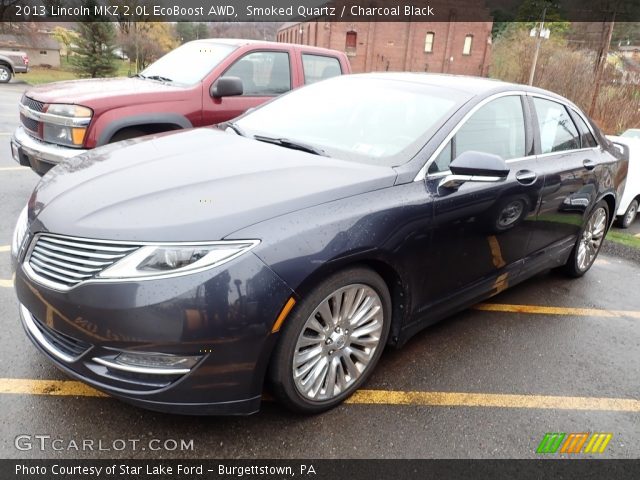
[278, 22, 300, 32]
[0, 34, 60, 51]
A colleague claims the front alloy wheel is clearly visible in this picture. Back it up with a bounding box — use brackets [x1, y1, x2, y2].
[269, 268, 391, 413]
[292, 284, 384, 401]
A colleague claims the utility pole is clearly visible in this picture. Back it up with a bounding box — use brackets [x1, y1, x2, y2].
[589, 16, 616, 118]
[528, 6, 547, 86]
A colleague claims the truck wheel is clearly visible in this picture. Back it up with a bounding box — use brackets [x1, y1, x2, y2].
[615, 199, 638, 229]
[109, 128, 146, 143]
[0, 65, 12, 83]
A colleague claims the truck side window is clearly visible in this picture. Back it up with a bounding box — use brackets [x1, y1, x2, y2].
[222, 51, 291, 96]
[302, 54, 342, 85]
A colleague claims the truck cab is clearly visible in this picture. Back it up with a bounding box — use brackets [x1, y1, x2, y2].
[11, 39, 351, 175]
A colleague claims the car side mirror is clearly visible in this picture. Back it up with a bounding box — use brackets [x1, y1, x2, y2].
[439, 151, 509, 190]
[210, 77, 243, 98]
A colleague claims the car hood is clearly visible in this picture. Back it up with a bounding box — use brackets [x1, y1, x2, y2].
[24, 77, 187, 106]
[29, 128, 397, 241]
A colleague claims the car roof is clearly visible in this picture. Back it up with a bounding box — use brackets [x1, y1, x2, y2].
[189, 38, 344, 56]
[349, 72, 569, 103]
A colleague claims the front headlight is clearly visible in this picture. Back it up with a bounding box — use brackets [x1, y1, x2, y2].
[43, 103, 92, 148]
[98, 241, 259, 279]
[11, 205, 29, 259]
[47, 104, 92, 118]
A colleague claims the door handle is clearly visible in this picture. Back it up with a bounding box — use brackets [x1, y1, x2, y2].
[583, 159, 596, 170]
[515, 170, 537, 185]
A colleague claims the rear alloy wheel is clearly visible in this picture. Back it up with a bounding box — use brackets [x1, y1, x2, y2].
[617, 199, 638, 229]
[268, 268, 391, 413]
[0, 65, 11, 83]
[564, 200, 609, 277]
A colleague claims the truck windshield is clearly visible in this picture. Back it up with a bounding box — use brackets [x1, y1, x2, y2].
[140, 42, 235, 86]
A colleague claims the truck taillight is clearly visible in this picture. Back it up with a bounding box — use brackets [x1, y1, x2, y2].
[22, 55, 29, 65]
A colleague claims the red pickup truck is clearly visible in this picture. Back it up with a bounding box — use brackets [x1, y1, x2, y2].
[12, 39, 351, 175]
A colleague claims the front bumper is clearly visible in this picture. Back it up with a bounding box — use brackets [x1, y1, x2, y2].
[15, 250, 295, 415]
[11, 125, 88, 176]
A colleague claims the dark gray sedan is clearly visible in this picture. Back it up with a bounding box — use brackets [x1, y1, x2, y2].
[12, 74, 628, 414]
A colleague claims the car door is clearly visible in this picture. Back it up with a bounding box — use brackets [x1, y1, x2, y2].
[524, 95, 602, 260]
[417, 94, 544, 315]
[202, 50, 293, 126]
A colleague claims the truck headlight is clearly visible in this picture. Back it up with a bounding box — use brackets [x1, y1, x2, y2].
[11, 205, 29, 259]
[98, 240, 259, 279]
[42, 104, 92, 148]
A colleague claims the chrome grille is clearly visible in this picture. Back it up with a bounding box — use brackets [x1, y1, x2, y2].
[20, 96, 44, 137]
[20, 113, 38, 133]
[27, 234, 140, 289]
[22, 95, 45, 112]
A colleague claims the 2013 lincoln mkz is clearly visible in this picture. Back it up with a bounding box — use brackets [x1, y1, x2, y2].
[11, 74, 628, 414]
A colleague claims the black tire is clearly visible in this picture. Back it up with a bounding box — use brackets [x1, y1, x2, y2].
[268, 267, 391, 414]
[108, 128, 147, 143]
[615, 199, 638, 229]
[0, 65, 12, 83]
[563, 200, 609, 278]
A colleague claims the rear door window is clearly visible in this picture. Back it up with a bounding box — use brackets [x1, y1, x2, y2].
[533, 98, 580, 153]
[302, 54, 342, 84]
[571, 111, 598, 148]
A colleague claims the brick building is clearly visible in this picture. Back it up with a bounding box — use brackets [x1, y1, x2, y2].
[277, 9, 493, 76]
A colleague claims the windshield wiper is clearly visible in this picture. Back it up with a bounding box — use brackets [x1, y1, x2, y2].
[142, 74, 173, 83]
[253, 135, 328, 157]
[224, 121, 246, 137]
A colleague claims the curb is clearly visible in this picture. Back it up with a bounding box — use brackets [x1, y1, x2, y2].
[602, 239, 640, 265]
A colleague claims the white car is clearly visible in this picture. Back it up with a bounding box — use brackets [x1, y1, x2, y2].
[608, 133, 640, 228]
[621, 128, 640, 140]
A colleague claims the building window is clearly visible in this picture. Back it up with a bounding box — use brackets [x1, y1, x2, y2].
[424, 32, 434, 53]
[345, 31, 357, 56]
[462, 35, 473, 55]
[39, 50, 47, 55]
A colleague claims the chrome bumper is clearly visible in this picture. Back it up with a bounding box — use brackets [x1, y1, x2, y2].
[12, 125, 87, 167]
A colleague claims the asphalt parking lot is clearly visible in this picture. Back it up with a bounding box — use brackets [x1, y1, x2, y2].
[0, 84, 638, 460]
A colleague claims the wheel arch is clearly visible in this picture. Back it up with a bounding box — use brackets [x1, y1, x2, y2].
[598, 193, 616, 230]
[95, 114, 192, 146]
[291, 256, 409, 347]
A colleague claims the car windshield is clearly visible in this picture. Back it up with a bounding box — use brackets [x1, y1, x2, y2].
[621, 129, 640, 139]
[140, 42, 235, 86]
[234, 76, 469, 166]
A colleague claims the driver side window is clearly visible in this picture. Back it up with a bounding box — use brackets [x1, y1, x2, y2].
[222, 51, 291, 96]
[428, 95, 526, 174]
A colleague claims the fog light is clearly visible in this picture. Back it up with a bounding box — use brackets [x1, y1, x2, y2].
[117, 352, 201, 370]
[93, 352, 202, 375]
[11, 142, 19, 162]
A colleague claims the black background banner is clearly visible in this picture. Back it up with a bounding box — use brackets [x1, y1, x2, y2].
[5, 0, 640, 23]
[3, 459, 640, 480]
